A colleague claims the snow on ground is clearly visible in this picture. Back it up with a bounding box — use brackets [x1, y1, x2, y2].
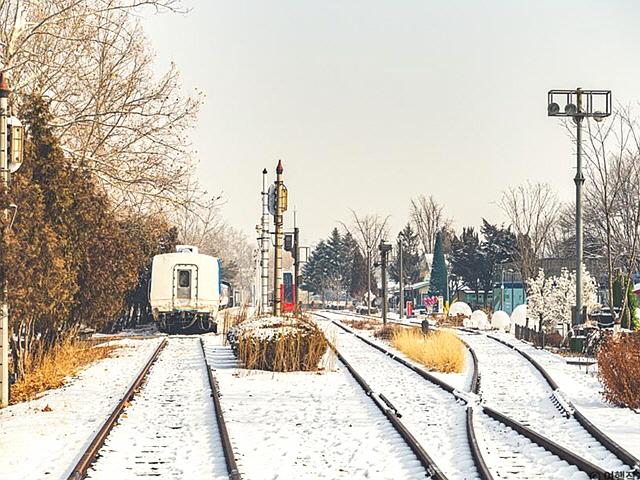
[315, 312, 480, 479]
[459, 331, 630, 473]
[490, 331, 640, 460]
[322, 311, 473, 392]
[0, 337, 163, 480]
[201, 334, 426, 480]
[86, 336, 227, 480]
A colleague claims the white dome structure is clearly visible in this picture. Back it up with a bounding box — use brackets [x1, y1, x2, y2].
[511, 305, 527, 326]
[491, 310, 510, 332]
[470, 310, 489, 330]
[449, 301, 472, 318]
[510, 304, 527, 334]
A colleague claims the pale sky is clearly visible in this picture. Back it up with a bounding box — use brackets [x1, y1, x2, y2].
[142, 1, 640, 247]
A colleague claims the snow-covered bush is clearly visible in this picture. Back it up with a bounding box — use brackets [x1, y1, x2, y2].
[491, 311, 510, 332]
[510, 304, 527, 331]
[448, 301, 472, 318]
[227, 316, 327, 372]
[467, 310, 489, 330]
[527, 267, 599, 334]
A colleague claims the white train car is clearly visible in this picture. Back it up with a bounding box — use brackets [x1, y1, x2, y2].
[149, 245, 221, 333]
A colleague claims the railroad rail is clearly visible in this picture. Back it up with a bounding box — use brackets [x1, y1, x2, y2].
[67, 336, 241, 480]
[316, 311, 625, 479]
[326, 336, 446, 480]
[482, 331, 640, 473]
[67, 338, 168, 480]
[199, 337, 241, 480]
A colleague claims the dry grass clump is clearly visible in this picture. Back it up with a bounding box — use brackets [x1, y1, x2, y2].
[344, 319, 377, 330]
[228, 315, 328, 372]
[391, 328, 465, 373]
[440, 313, 466, 328]
[374, 324, 403, 340]
[222, 305, 249, 336]
[10, 338, 118, 404]
[598, 332, 640, 409]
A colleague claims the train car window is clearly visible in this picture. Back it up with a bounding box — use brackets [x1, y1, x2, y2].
[178, 270, 191, 288]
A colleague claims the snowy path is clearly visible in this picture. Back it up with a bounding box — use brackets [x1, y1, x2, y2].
[86, 336, 227, 480]
[316, 313, 480, 479]
[201, 334, 426, 480]
[0, 338, 163, 480]
[459, 331, 630, 474]
[489, 331, 640, 461]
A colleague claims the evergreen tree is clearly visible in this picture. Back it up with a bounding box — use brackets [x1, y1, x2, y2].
[479, 219, 517, 306]
[450, 227, 483, 304]
[390, 223, 421, 285]
[429, 231, 448, 301]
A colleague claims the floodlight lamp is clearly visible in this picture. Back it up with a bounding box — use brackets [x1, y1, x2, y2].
[593, 111, 605, 123]
[565, 103, 577, 116]
[547, 102, 560, 116]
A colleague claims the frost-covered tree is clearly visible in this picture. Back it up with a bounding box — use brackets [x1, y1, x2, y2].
[527, 266, 599, 333]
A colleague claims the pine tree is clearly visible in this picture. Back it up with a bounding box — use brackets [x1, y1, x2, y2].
[429, 231, 448, 301]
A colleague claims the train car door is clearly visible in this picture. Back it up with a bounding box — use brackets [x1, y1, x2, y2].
[173, 264, 199, 306]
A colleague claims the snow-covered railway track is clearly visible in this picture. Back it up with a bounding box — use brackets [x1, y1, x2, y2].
[314, 312, 480, 479]
[466, 330, 640, 475]
[316, 312, 621, 479]
[459, 331, 636, 477]
[67, 336, 238, 480]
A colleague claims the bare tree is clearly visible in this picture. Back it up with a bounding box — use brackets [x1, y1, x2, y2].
[579, 107, 640, 326]
[499, 182, 560, 283]
[0, 0, 201, 211]
[410, 195, 452, 255]
[341, 210, 389, 314]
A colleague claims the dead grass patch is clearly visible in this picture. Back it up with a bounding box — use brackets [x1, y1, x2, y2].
[10, 338, 118, 404]
[228, 315, 328, 372]
[391, 328, 465, 373]
[343, 319, 377, 330]
[374, 324, 403, 340]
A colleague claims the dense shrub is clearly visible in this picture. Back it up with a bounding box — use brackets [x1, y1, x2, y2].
[597, 332, 640, 409]
[227, 316, 327, 372]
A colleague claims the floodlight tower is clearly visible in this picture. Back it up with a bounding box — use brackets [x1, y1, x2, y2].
[547, 88, 611, 325]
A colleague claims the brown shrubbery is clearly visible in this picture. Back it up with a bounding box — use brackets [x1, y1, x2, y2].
[227, 316, 328, 372]
[598, 332, 640, 410]
[10, 339, 118, 403]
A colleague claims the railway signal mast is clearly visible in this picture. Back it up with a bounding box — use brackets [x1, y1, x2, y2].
[0, 73, 25, 407]
[259, 168, 270, 314]
[272, 160, 287, 316]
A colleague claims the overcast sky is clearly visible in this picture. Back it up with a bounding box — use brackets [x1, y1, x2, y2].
[142, 1, 640, 247]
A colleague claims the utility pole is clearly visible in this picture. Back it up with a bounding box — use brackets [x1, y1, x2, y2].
[366, 251, 371, 315]
[273, 160, 286, 316]
[574, 88, 584, 326]
[399, 240, 404, 319]
[379, 241, 392, 325]
[0, 74, 8, 407]
[260, 168, 269, 314]
[294, 225, 300, 312]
